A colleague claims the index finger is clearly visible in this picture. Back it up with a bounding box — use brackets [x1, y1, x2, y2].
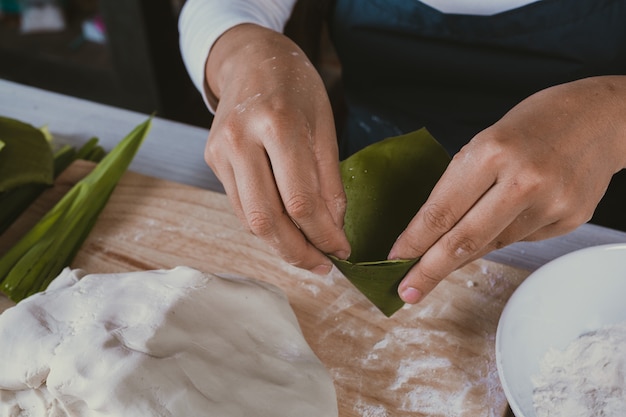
[389, 145, 498, 260]
[388, 146, 508, 303]
[267, 119, 350, 260]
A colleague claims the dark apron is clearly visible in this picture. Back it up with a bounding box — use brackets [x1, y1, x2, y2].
[329, 0, 626, 157]
[328, 0, 626, 231]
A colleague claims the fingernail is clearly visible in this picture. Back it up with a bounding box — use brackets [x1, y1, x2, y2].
[334, 250, 350, 260]
[400, 286, 422, 304]
[312, 263, 332, 276]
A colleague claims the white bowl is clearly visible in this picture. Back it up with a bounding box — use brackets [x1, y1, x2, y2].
[496, 243, 626, 417]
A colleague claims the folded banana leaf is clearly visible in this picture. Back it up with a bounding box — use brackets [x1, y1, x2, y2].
[0, 116, 54, 192]
[330, 128, 450, 316]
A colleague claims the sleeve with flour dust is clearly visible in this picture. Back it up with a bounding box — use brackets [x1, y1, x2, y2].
[178, 0, 297, 112]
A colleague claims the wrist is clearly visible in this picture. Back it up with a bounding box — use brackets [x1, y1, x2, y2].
[564, 76, 626, 171]
[205, 23, 310, 102]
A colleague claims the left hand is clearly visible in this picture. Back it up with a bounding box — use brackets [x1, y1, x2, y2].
[389, 76, 626, 304]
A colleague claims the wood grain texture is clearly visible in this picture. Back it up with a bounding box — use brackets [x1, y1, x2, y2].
[0, 161, 529, 416]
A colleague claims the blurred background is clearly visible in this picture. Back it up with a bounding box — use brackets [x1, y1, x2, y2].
[0, 0, 210, 127]
[1, 0, 624, 232]
[0, 0, 343, 130]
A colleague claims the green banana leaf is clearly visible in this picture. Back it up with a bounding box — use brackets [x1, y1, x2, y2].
[330, 128, 450, 316]
[0, 139, 105, 236]
[0, 116, 54, 192]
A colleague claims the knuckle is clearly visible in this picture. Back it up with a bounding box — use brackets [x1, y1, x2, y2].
[398, 236, 427, 259]
[505, 173, 542, 199]
[545, 199, 573, 222]
[556, 210, 591, 233]
[251, 99, 299, 134]
[445, 232, 481, 259]
[284, 193, 317, 220]
[418, 263, 444, 287]
[277, 245, 318, 272]
[539, 190, 594, 231]
[204, 124, 242, 164]
[204, 140, 220, 167]
[281, 251, 304, 268]
[492, 239, 509, 250]
[422, 203, 458, 234]
[305, 227, 338, 250]
[250, 106, 278, 130]
[246, 209, 277, 239]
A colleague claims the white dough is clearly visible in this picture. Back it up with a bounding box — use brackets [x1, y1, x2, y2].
[0, 267, 338, 417]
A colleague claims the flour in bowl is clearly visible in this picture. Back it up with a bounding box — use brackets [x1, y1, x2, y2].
[532, 320, 626, 417]
[0, 266, 337, 417]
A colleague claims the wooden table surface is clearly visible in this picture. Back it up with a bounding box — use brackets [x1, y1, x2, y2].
[1, 78, 626, 416]
[1, 161, 528, 416]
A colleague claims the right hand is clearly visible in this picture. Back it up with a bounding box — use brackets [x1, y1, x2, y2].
[204, 24, 350, 274]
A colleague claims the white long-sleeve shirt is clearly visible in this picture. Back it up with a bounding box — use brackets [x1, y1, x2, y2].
[178, 0, 541, 111]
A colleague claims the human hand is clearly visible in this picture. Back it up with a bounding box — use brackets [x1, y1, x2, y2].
[389, 76, 626, 304]
[204, 24, 350, 274]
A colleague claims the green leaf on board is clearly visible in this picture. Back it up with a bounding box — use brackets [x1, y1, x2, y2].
[0, 117, 152, 302]
[0, 139, 106, 236]
[0, 116, 54, 192]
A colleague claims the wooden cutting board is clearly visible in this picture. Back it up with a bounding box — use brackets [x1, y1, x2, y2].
[0, 161, 529, 417]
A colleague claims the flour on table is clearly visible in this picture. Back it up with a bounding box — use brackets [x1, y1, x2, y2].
[532, 321, 626, 417]
[0, 266, 337, 417]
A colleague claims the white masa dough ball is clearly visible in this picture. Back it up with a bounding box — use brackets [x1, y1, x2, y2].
[0, 266, 338, 417]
